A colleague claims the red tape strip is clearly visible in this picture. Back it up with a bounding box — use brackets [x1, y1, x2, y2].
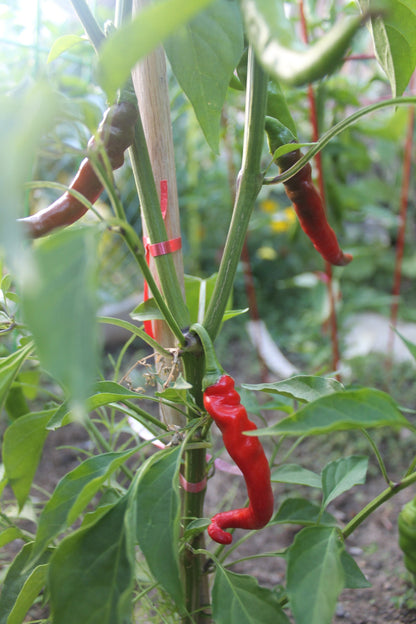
[148, 236, 182, 257]
[179, 473, 207, 493]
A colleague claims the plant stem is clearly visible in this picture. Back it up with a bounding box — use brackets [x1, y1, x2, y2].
[343, 471, 416, 539]
[388, 87, 415, 361]
[263, 96, 416, 185]
[129, 114, 189, 331]
[204, 47, 268, 339]
[70, 0, 106, 52]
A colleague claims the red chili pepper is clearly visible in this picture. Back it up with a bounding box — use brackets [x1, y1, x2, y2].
[189, 323, 274, 545]
[20, 101, 138, 238]
[265, 117, 352, 267]
[204, 374, 274, 544]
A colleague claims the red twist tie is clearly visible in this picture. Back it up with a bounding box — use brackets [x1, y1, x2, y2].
[179, 473, 207, 493]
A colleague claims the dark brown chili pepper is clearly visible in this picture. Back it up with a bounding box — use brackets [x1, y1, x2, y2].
[20, 101, 138, 238]
[265, 117, 352, 267]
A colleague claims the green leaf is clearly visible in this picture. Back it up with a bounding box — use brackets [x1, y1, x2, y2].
[127, 446, 184, 611]
[3, 410, 55, 508]
[243, 375, 344, 403]
[31, 449, 137, 563]
[321, 456, 368, 509]
[48, 497, 134, 624]
[184, 273, 221, 324]
[272, 498, 337, 527]
[360, 0, 416, 96]
[48, 34, 88, 62]
[395, 329, 416, 361]
[6, 564, 48, 624]
[0, 341, 34, 414]
[341, 550, 371, 589]
[0, 527, 22, 548]
[286, 527, 344, 624]
[241, 0, 366, 86]
[0, 543, 51, 624]
[271, 464, 322, 488]
[164, 0, 244, 152]
[98, 0, 216, 100]
[212, 567, 291, 624]
[130, 297, 164, 321]
[21, 227, 98, 409]
[254, 388, 409, 436]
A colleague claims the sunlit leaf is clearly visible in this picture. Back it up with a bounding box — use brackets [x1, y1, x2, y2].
[48, 34, 88, 63]
[359, 0, 416, 96]
[98, 0, 216, 100]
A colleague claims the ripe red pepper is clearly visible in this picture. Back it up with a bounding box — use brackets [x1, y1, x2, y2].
[204, 374, 274, 544]
[20, 100, 138, 238]
[265, 117, 352, 267]
[190, 323, 274, 545]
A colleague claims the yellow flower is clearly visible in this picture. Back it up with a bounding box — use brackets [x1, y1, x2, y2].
[257, 246, 277, 260]
[260, 198, 279, 213]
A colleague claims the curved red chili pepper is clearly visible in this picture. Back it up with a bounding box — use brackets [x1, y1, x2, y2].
[20, 101, 138, 238]
[281, 151, 352, 266]
[203, 374, 274, 545]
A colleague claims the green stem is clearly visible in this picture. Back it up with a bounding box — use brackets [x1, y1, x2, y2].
[129, 115, 190, 331]
[361, 428, 393, 486]
[343, 470, 416, 539]
[70, 0, 106, 52]
[83, 416, 134, 481]
[264, 96, 416, 185]
[204, 47, 268, 339]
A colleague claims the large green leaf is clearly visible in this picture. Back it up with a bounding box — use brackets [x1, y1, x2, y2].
[3, 409, 55, 508]
[254, 388, 409, 436]
[98, 0, 216, 100]
[286, 527, 344, 624]
[0, 341, 34, 414]
[271, 464, 322, 488]
[272, 498, 337, 527]
[48, 497, 134, 624]
[127, 446, 184, 612]
[359, 0, 416, 96]
[164, 0, 244, 152]
[212, 567, 291, 624]
[321, 456, 368, 509]
[21, 227, 98, 408]
[31, 449, 137, 563]
[0, 543, 51, 624]
[243, 375, 344, 403]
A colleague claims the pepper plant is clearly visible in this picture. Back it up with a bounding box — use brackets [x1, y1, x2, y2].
[1, 1, 416, 623]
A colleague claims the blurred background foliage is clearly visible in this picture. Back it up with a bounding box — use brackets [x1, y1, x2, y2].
[1, 0, 415, 376]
